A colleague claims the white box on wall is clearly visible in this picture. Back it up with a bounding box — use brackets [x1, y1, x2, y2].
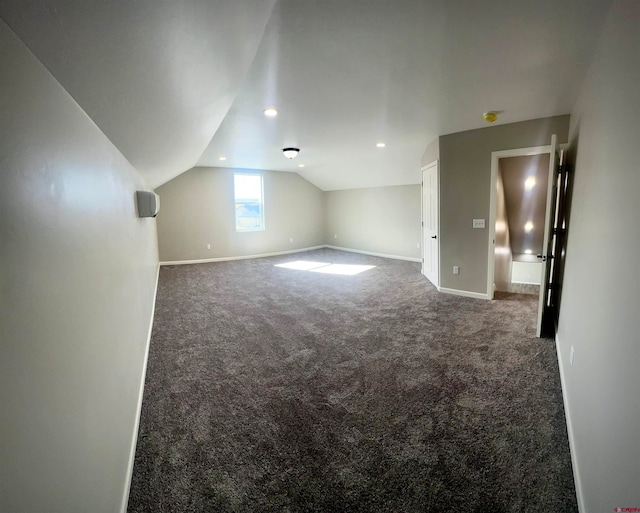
[136, 190, 160, 218]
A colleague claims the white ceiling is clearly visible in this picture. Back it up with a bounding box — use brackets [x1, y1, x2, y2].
[0, 0, 277, 187]
[0, 0, 612, 190]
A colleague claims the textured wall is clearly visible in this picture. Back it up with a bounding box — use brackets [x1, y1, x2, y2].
[156, 167, 325, 262]
[439, 115, 569, 294]
[0, 19, 158, 513]
[557, 1, 640, 511]
[325, 185, 421, 260]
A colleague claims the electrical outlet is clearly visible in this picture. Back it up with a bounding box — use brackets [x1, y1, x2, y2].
[453, 266, 460, 275]
[570, 346, 575, 366]
[289, 238, 294, 243]
[207, 243, 211, 250]
[473, 218, 486, 229]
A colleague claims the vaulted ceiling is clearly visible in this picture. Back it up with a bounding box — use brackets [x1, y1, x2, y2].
[0, 0, 612, 190]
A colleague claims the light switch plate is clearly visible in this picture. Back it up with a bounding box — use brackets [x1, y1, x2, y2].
[473, 218, 486, 229]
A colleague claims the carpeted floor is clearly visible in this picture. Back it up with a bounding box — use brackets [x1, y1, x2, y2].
[128, 248, 576, 513]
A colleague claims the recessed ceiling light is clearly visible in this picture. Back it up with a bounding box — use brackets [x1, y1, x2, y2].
[264, 107, 278, 117]
[524, 221, 534, 232]
[298, 164, 305, 168]
[219, 156, 227, 161]
[376, 142, 386, 148]
[525, 249, 533, 254]
[524, 176, 536, 190]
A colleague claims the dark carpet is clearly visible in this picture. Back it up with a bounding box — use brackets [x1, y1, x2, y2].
[128, 248, 576, 513]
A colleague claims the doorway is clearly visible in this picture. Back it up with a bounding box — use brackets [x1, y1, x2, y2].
[488, 136, 562, 337]
[493, 152, 550, 295]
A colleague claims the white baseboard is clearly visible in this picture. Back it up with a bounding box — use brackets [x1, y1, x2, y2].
[439, 287, 490, 300]
[325, 245, 421, 262]
[160, 246, 325, 265]
[121, 263, 160, 513]
[554, 333, 585, 513]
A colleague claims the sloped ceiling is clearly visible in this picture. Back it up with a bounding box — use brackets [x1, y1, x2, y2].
[0, 0, 277, 187]
[0, 0, 612, 190]
[500, 154, 550, 256]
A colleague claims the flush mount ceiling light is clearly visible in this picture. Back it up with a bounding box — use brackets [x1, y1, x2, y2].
[524, 176, 536, 190]
[525, 249, 533, 254]
[298, 164, 305, 168]
[218, 156, 227, 161]
[282, 147, 300, 159]
[376, 142, 386, 148]
[264, 107, 278, 117]
[524, 221, 534, 232]
[483, 112, 498, 123]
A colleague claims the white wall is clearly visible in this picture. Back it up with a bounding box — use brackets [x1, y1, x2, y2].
[156, 167, 325, 262]
[557, 1, 640, 511]
[0, 19, 158, 513]
[325, 185, 421, 260]
[421, 137, 439, 167]
[511, 261, 542, 285]
[156, 173, 421, 263]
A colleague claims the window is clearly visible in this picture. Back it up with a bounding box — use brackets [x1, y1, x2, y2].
[234, 173, 264, 231]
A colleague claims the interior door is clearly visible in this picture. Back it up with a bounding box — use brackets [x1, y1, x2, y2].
[422, 162, 439, 287]
[536, 135, 558, 337]
[546, 147, 568, 332]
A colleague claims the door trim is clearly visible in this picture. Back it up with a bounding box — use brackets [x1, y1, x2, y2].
[487, 145, 551, 299]
[421, 160, 440, 288]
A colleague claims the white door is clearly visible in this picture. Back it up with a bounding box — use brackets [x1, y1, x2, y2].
[537, 135, 558, 337]
[422, 162, 439, 287]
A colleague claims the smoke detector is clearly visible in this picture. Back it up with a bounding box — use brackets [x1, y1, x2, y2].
[483, 112, 498, 123]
